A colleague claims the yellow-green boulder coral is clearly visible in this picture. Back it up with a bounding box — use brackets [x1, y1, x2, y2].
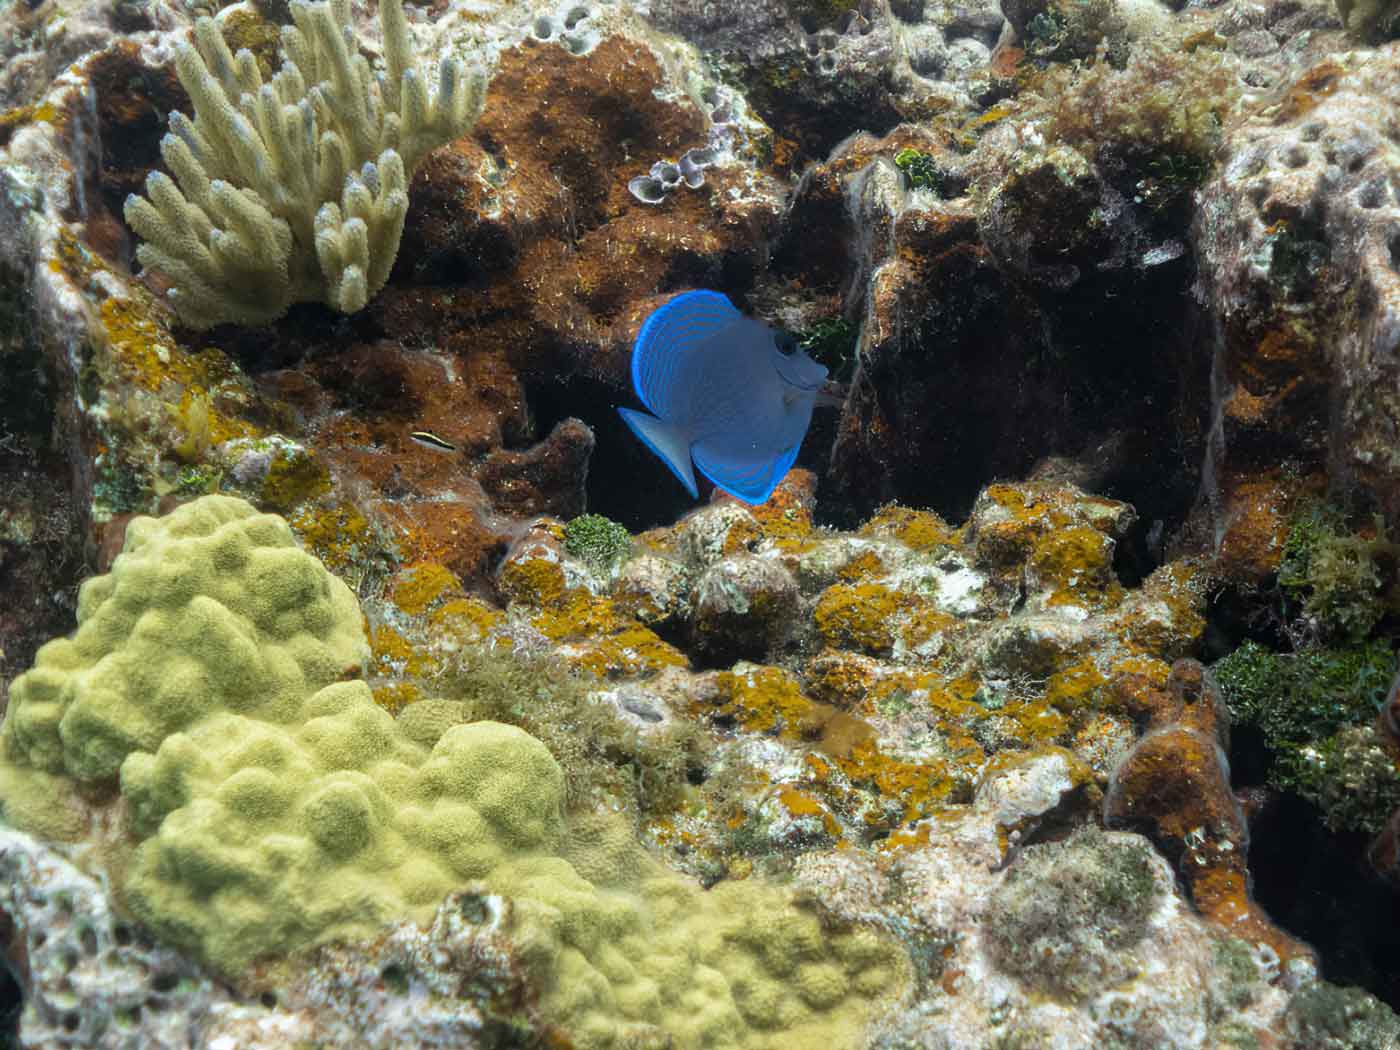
[0, 496, 568, 971]
[2, 494, 366, 801]
[0, 495, 909, 1050]
[493, 810, 910, 1050]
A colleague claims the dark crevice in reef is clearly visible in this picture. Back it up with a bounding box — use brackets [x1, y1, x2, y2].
[200, 302, 386, 377]
[1245, 789, 1400, 1012]
[525, 372, 698, 532]
[819, 248, 1212, 540]
[0, 948, 19, 1050]
[528, 367, 844, 532]
[0, 267, 83, 691]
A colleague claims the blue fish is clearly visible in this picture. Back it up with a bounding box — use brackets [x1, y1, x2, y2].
[619, 290, 831, 504]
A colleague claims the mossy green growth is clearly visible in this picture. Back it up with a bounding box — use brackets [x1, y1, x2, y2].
[1213, 639, 1393, 737]
[893, 148, 944, 194]
[985, 827, 1163, 1001]
[797, 316, 858, 383]
[1134, 151, 1212, 211]
[1212, 639, 1397, 830]
[565, 514, 634, 576]
[173, 462, 224, 498]
[1278, 503, 1399, 641]
[1283, 982, 1400, 1049]
[1291, 725, 1400, 835]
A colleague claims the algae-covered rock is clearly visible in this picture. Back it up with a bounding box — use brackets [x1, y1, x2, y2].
[1283, 981, 1400, 1048]
[984, 827, 1164, 1001]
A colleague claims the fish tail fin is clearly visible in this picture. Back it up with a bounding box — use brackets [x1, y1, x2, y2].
[619, 408, 699, 498]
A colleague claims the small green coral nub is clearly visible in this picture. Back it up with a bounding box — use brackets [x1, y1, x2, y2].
[565, 513, 634, 575]
[893, 148, 943, 193]
[797, 316, 858, 381]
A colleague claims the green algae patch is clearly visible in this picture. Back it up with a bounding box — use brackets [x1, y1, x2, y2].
[1213, 638, 1399, 833]
[986, 827, 1163, 1002]
[1277, 503, 1400, 642]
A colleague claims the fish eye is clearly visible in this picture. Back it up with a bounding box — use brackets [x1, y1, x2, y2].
[774, 331, 799, 355]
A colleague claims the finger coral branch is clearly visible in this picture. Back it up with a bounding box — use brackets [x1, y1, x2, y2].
[124, 0, 486, 328]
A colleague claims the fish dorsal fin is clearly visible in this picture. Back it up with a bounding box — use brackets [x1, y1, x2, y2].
[632, 290, 742, 419]
[618, 407, 699, 497]
[692, 440, 800, 505]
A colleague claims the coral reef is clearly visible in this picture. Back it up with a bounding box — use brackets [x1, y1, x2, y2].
[806, 37, 1237, 526]
[5, 0, 1400, 1041]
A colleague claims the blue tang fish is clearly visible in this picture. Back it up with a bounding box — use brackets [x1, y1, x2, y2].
[619, 290, 831, 505]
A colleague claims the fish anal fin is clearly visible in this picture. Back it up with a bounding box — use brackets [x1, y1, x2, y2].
[692, 441, 799, 506]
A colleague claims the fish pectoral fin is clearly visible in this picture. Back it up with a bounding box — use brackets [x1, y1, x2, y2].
[618, 407, 699, 498]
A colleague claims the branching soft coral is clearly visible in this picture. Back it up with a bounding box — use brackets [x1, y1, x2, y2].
[125, 0, 485, 328]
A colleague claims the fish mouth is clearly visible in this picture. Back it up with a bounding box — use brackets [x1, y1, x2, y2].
[773, 349, 829, 391]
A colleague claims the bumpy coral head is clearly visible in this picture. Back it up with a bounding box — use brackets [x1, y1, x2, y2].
[1, 494, 368, 785]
